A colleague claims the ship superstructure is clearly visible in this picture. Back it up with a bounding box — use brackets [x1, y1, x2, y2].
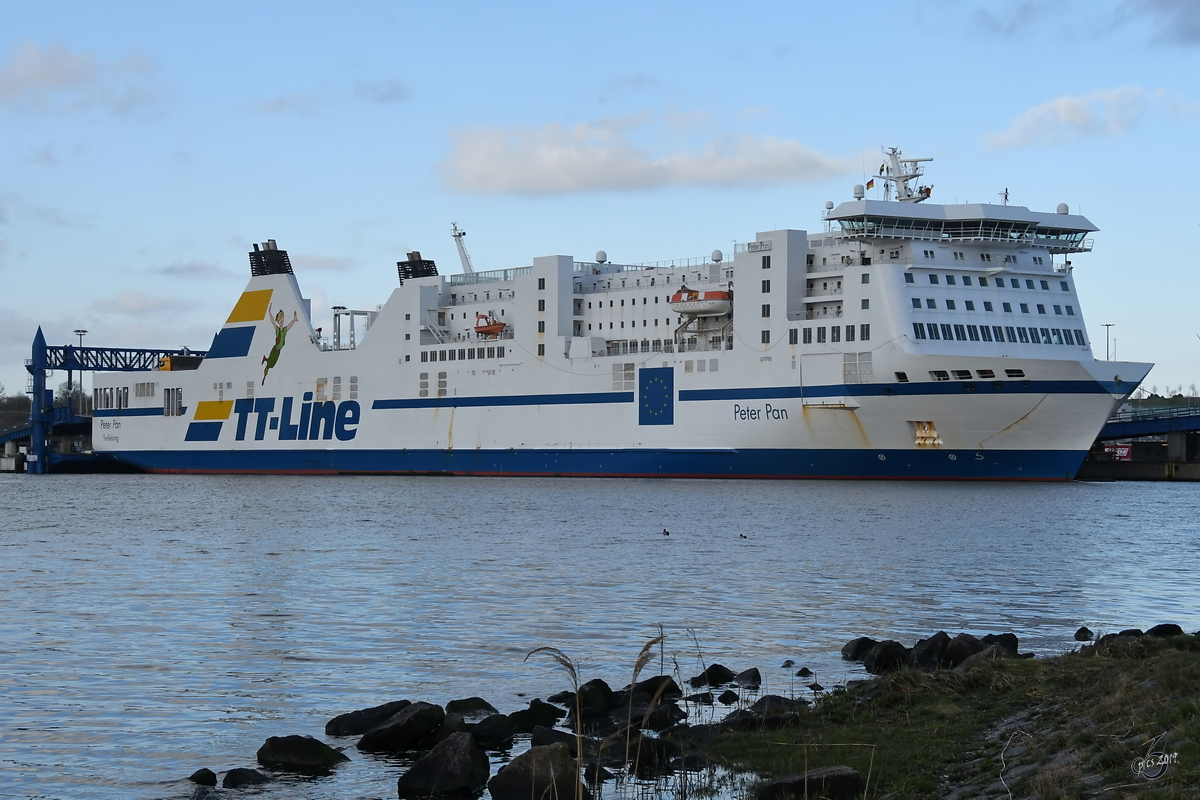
[89, 151, 1151, 479]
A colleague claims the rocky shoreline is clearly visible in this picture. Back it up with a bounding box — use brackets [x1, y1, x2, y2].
[183, 624, 1199, 799]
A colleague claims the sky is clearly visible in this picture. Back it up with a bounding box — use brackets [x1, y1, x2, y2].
[2, 0, 1199, 398]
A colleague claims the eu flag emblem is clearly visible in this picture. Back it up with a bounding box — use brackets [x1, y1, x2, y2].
[639, 367, 674, 425]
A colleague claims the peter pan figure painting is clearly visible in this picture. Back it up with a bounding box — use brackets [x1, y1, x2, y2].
[262, 304, 298, 384]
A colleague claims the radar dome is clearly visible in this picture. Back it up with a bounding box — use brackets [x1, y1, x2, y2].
[1056, 203, 1069, 215]
[711, 250, 723, 263]
[825, 201, 834, 210]
[595, 250, 607, 263]
[853, 184, 865, 200]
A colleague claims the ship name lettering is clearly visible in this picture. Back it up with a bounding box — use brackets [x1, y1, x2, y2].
[733, 403, 788, 421]
[232, 397, 360, 442]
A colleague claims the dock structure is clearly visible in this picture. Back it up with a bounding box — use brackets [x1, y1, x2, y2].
[1, 328, 204, 474]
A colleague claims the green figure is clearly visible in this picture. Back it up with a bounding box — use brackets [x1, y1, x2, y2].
[262, 305, 298, 384]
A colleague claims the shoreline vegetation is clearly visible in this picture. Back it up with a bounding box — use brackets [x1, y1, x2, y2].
[186, 626, 1199, 800]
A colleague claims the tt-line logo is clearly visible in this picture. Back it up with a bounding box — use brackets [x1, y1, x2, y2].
[231, 395, 361, 442]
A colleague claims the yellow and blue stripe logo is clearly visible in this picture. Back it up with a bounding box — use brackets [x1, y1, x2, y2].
[185, 400, 233, 442]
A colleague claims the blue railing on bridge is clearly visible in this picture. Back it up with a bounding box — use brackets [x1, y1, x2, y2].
[1099, 402, 1200, 440]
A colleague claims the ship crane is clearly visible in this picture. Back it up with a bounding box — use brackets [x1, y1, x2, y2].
[451, 223, 474, 274]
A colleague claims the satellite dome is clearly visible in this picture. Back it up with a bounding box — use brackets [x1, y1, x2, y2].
[853, 184, 865, 200]
[711, 250, 723, 263]
[825, 201, 834, 210]
[595, 250, 607, 263]
[1056, 203, 1069, 215]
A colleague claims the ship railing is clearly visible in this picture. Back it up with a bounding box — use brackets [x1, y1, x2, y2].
[805, 287, 844, 299]
[449, 266, 532, 286]
[805, 308, 844, 320]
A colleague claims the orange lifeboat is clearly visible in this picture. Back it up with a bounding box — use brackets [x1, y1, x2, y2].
[475, 312, 507, 338]
[669, 285, 732, 317]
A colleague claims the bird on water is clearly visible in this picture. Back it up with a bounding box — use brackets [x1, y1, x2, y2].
[662, 528, 670, 536]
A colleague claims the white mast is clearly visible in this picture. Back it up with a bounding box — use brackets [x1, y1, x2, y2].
[451, 223, 474, 274]
[880, 147, 934, 203]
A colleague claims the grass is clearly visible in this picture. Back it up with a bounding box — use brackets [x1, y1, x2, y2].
[700, 634, 1200, 798]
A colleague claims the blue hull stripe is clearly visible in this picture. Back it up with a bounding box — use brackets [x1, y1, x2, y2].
[99, 447, 1087, 481]
[94, 407, 164, 417]
[205, 326, 256, 359]
[680, 379, 1122, 403]
[184, 421, 223, 441]
[373, 391, 633, 410]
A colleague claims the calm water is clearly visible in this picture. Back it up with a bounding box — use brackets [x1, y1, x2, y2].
[1, 475, 1197, 798]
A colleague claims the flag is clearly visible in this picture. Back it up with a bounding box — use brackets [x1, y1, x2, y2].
[865, 179, 875, 190]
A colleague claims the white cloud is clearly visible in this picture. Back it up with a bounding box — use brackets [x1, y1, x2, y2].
[985, 86, 1160, 149]
[1129, 0, 1200, 45]
[441, 118, 853, 195]
[0, 192, 90, 228]
[354, 79, 411, 104]
[0, 42, 163, 114]
[151, 260, 238, 280]
[101, 291, 197, 315]
[290, 254, 361, 272]
[258, 93, 322, 115]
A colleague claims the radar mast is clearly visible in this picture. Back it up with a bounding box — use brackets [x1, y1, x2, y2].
[880, 147, 934, 203]
[451, 222, 474, 274]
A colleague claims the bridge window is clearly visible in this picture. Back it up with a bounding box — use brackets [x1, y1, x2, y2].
[1026, 279, 1036, 289]
[941, 324, 954, 340]
[927, 323, 940, 340]
[1010, 279, 1020, 288]
[967, 325, 980, 341]
[980, 326, 993, 342]
[1074, 330, 1086, 346]
[1063, 330, 1075, 345]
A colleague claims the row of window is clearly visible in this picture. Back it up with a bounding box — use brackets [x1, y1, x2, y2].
[164, 388, 184, 416]
[134, 382, 158, 398]
[784, 325, 872, 345]
[932, 252, 1045, 266]
[421, 346, 506, 363]
[914, 298, 1075, 315]
[93, 386, 130, 410]
[589, 318, 685, 331]
[907, 273, 1068, 291]
[913, 322, 1086, 346]
[896, 368, 1026, 383]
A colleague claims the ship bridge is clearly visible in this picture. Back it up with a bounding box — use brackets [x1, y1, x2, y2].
[826, 200, 1096, 254]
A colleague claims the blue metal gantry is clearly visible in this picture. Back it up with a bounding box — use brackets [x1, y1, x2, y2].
[5, 327, 206, 474]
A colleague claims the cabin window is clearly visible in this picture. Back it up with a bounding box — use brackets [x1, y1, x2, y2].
[1017, 328, 1030, 343]
[994, 326, 1006, 342]
[904, 273, 915, 283]
[762, 255, 771, 269]
[761, 330, 771, 344]
[803, 328, 813, 344]
[1019, 303, 1030, 313]
[979, 326, 993, 342]
[761, 304, 770, 318]
[1040, 280, 1050, 290]
[762, 279, 771, 293]
[895, 371, 909, 382]
[912, 323, 926, 339]
[1066, 305, 1074, 316]
[1074, 330, 1086, 345]
[1005, 369, 1025, 378]
[817, 327, 826, 343]
[912, 298, 921, 308]
[538, 321, 545, 332]
[962, 276, 972, 286]
[860, 324, 870, 341]
[1037, 304, 1046, 314]
[929, 274, 939, 284]
[941, 324, 954, 340]
[1003, 302, 1012, 312]
[1060, 281, 1069, 291]
[983, 301, 993, 311]
[965, 301, 975, 311]
[537, 344, 545, 356]
[946, 275, 956, 285]
[861, 299, 869, 310]
[538, 299, 545, 311]
[953, 324, 967, 340]
[1005, 326, 1017, 343]
[845, 325, 855, 342]
[967, 325, 980, 341]
[926, 299, 937, 309]
[861, 273, 869, 284]
[1053, 305, 1062, 315]
[952, 370, 972, 380]
[946, 300, 956, 310]
[979, 277, 988, 286]
[789, 328, 798, 345]
[927, 323, 940, 340]
[538, 278, 545, 289]
[1063, 330, 1075, 345]
[930, 370, 950, 381]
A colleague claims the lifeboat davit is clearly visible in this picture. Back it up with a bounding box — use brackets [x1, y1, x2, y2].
[475, 312, 507, 338]
[669, 285, 732, 317]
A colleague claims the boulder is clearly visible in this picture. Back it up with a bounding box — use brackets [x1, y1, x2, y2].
[357, 701, 446, 753]
[687, 663, 736, 687]
[222, 768, 270, 788]
[257, 734, 349, 773]
[487, 743, 592, 800]
[1074, 626, 1094, 642]
[630, 675, 682, 700]
[862, 640, 909, 674]
[469, 713, 515, 750]
[750, 695, 807, 715]
[1119, 628, 1144, 637]
[795, 667, 813, 677]
[420, 712, 471, 749]
[577, 678, 618, 712]
[633, 701, 687, 732]
[326, 699, 411, 736]
[981, 632, 1019, 656]
[396, 731, 490, 798]
[910, 631, 951, 670]
[840, 637, 878, 662]
[1147, 623, 1185, 638]
[733, 667, 762, 688]
[445, 696, 498, 719]
[622, 730, 679, 777]
[940, 633, 984, 669]
[722, 708, 799, 731]
[531, 725, 601, 757]
[755, 766, 865, 800]
[547, 690, 575, 705]
[685, 691, 714, 704]
[508, 699, 566, 733]
[717, 689, 740, 705]
[187, 768, 217, 786]
[953, 643, 1015, 671]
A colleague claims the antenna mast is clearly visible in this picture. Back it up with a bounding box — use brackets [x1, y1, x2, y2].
[881, 147, 934, 203]
[451, 223, 474, 275]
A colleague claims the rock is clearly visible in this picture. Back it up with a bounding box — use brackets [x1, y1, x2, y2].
[187, 768, 217, 786]
[547, 690, 575, 705]
[755, 766, 865, 800]
[750, 695, 807, 715]
[940, 633, 984, 669]
[910, 631, 951, 670]
[954, 643, 1014, 671]
[581, 760, 615, 784]
[326, 699, 411, 736]
[733, 667, 762, 688]
[1119, 628, 1144, 637]
[577, 678, 618, 712]
[257, 734, 349, 773]
[687, 663, 736, 687]
[1074, 626, 1094, 641]
[630, 675, 682, 700]
[781, 659, 795, 668]
[840, 637, 878, 662]
[685, 691, 714, 704]
[396, 731, 490, 798]
[508, 698, 566, 733]
[469, 713, 515, 750]
[717, 689, 740, 705]
[487, 743, 592, 800]
[622, 731, 679, 777]
[445, 696, 498, 719]
[635, 701, 687, 732]
[722, 708, 799, 731]
[862, 640, 909, 674]
[795, 667, 813, 677]
[420, 712, 471, 749]
[1147, 623, 1185, 638]
[981, 632, 1019, 656]
[222, 767, 270, 788]
[357, 701, 446, 753]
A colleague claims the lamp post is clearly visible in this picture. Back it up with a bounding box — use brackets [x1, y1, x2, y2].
[1102, 323, 1114, 361]
[73, 330, 88, 415]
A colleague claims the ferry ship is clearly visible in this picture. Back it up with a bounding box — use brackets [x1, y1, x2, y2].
[89, 150, 1151, 479]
